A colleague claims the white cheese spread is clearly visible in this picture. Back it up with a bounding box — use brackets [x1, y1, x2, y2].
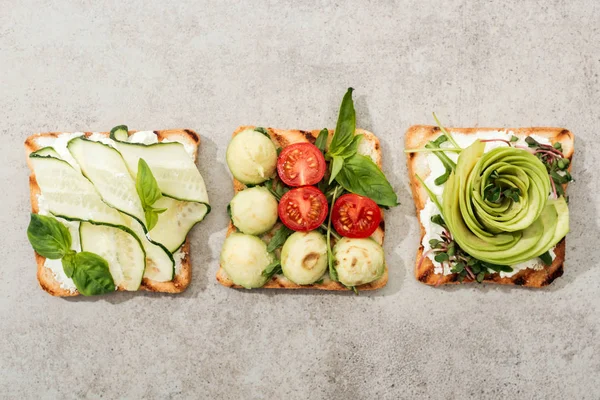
[128, 131, 159, 145]
[420, 130, 556, 276]
[35, 132, 84, 170]
[88, 132, 116, 147]
[172, 248, 186, 274]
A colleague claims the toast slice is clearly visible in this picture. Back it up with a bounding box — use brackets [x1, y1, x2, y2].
[216, 126, 388, 291]
[405, 125, 574, 287]
[25, 129, 201, 296]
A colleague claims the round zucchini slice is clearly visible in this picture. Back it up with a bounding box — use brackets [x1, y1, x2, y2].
[230, 187, 278, 235]
[220, 233, 274, 289]
[226, 129, 277, 185]
[281, 231, 328, 285]
[333, 237, 385, 286]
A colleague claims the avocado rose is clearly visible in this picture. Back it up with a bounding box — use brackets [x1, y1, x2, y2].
[442, 140, 569, 265]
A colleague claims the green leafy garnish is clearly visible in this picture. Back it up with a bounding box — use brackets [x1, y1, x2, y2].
[524, 135, 573, 199]
[539, 251, 553, 266]
[262, 259, 282, 279]
[315, 128, 329, 152]
[334, 154, 398, 207]
[425, 134, 457, 186]
[327, 186, 341, 282]
[26, 214, 115, 295]
[254, 127, 269, 137]
[136, 158, 167, 230]
[267, 225, 293, 253]
[27, 214, 72, 259]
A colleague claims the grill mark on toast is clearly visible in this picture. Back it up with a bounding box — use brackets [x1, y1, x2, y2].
[184, 129, 199, 142]
[299, 130, 317, 144]
[513, 276, 526, 286]
[542, 264, 564, 286]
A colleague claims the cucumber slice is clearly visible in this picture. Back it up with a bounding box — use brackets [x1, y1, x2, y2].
[32, 147, 60, 158]
[67, 137, 146, 228]
[229, 187, 278, 235]
[80, 222, 146, 291]
[30, 155, 123, 226]
[114, 141, 209, 204]
[123, 215, 174, 282]
[148, 196, 208, 252]
[110, 125, 129, 142]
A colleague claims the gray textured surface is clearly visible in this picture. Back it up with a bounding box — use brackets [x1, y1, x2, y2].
[1, 1, 599, 399]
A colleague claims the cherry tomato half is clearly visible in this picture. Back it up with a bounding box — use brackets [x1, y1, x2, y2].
[277, 142, 326, 187]
[278, 186, 328, 232]
[332, 194, 382, 238]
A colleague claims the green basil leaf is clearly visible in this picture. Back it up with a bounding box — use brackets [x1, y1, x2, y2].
[329, 155, 345, 184]
[328, 88, 356, 155]
[334, 154, 398, 207]
[315, 128, 329, 152]
[71, 252, 115, 296]
[145, 210, 159, 231]
[27, 214, 72, 259]
[267, 226, 293, 253]
[136, 158, 162, 209]
[262, 259, 282, 279]
[61, 251, 77, 278]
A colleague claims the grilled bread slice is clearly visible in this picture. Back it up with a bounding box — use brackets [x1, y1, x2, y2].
[25, 129, 201, 296]
[216, 126, 388, 291]
[405, 125, 574, 287]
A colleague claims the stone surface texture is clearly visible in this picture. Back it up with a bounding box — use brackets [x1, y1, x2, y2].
[1, 1, 599, 399]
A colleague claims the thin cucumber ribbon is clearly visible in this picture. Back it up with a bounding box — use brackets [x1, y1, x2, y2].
[442, 140, 568, 265]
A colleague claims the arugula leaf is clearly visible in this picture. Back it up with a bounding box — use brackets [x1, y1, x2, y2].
[254, 127, 269, 137]
[335, 154, 398, 207]
[262, 259, 282, 280]
[27, 214, 72, 259]
[71, 251, 115, 296]
[328, 88, 356, 155]
[267, 225, 293, 253]
[136, 158, 166, 230]
[315, 128, 329, 152]
[327, 186, 341, 281]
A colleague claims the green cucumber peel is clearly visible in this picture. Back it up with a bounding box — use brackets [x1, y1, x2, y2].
[109, 125, 129, 142]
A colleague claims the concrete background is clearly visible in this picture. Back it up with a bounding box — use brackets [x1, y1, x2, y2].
[1, 1, 599, 399]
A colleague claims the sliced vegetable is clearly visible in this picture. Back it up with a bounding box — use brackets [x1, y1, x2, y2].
[148, 196, 208, 253]
[226, 128, 277, 185]
[277, 142, 326, 187]
[220, 233, 275, 289]
[114, 140, 209, 205]
[29, 155, 123, 226]
[280, 231, 328, 285]
[109, 125, 129, 141]
[333, 237, 385, 286]
[229, 187, 278, 235]
[67, 137, 146, 228]
[80, 222, 146, 291]
[278, 186, 328, 232]
[332, 194, 382, 238]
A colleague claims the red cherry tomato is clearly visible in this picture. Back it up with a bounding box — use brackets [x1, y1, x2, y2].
[277, 142, 326, 187]
[278, 186, 328, 232]
[332, 194, 382, 238]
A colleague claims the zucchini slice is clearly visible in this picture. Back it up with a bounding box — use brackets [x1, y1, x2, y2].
[122, 215, 175, 282]
[114, 141, 209, 204]
[30, 155, 123, 226]
[67, 137, 146, 228]
[148, 196, 208, 252]
[79, 222, 146, 291]
[32, 147, 60, 158]
[110, 125, 129, 142]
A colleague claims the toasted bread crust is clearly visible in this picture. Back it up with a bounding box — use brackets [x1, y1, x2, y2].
[25, 129, 200, 296]
[216, 126, 388, 291]
[405, 125, 574, 288]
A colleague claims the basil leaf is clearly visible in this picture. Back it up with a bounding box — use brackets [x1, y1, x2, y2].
[71, 252, 115, 296]
[328, 88, 356, 155]
[315, 128, 329, 152]
[329, 155, 344, 184]
[334, 154, 398, 207]
[267, 226, 293, 253]
[27, 214, 72, 259]
[136, 158, 162, 208]
[262, 259, 282, 279]
[61, 251, 77, 278]
[144, 210, 159, 231]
